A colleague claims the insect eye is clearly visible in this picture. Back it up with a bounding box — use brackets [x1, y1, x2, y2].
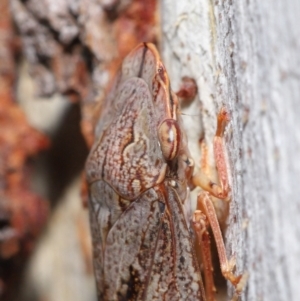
[158, 119, 181, 161]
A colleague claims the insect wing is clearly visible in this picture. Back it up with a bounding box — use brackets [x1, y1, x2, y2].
[145, 186, 205, 301]
[89, 180, 122, 298]
[101, 188, 162, 300]
[90, 182, 205, 301]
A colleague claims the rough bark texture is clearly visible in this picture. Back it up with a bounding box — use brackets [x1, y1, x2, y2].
[160, 1, 300, 301]
[10, 0, 157, 145]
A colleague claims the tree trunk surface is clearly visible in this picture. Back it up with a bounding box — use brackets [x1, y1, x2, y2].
[160, 1, 300, 300]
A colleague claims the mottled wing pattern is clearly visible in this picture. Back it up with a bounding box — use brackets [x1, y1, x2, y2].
[89, 180, 125, 297]
[90, 182, 204, 301]
[144, 186, 204, 301]
[103, 188, 162, 301]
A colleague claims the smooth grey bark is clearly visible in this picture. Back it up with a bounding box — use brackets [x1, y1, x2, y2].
[160, 1, 300, 301]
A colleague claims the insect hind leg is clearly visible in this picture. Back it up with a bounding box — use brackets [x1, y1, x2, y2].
[192, 209, 216, 301]
[192, 108, 248, 300]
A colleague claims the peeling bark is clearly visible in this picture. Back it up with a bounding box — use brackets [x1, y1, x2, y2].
[0, 2, 49, 300]
[11, 0, 157, 145]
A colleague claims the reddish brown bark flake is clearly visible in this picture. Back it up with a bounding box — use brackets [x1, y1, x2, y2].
[0, 1, 49, 299]
[10, 0, 157, 145]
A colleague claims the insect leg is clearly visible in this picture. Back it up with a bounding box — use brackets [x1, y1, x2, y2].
[193, 108, 230, 200]
[192, 210, 216, 301]
[192, 108, 247, 299]
[196, 192, 248, 300]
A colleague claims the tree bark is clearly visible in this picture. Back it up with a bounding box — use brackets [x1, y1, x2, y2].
[160, 1, 300, 300]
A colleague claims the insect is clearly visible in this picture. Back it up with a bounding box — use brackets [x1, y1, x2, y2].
[85, 43, 245, 301]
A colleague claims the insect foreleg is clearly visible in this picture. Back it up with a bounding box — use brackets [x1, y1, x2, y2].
[192, 108, 230, 200]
